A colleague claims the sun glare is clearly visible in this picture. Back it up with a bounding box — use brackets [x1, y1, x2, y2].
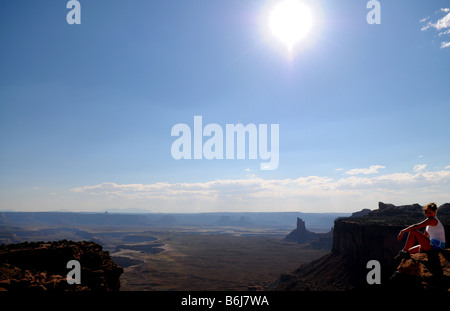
[269, 0, 313, 52]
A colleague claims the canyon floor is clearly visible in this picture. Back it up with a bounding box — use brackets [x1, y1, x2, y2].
[0, 212, 339, 291]
[114, 228, 328, 291]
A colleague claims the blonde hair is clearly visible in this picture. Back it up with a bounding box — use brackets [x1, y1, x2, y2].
[424, 202, 437, 212]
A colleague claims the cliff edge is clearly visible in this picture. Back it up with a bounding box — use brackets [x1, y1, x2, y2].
[271, 202, 450, 291]
[0, 240, 123, 291]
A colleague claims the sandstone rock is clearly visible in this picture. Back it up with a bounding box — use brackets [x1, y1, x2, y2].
[283, 218, 316, 243]
[0, 240, 123, 291]
[283, 218, 333, 249]
[390, 251, 450, 291]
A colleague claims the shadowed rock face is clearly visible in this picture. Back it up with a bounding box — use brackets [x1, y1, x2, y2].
[283, 218, 333, 250]
[332, 202, 450, 278]
[271, 202, 450, 291]
[0, 240, 123, 291]
[283, 218, 319, 243]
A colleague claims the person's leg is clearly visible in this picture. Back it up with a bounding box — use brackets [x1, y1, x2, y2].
[408, 245, 421, 254]
[403, 230, 431, 253]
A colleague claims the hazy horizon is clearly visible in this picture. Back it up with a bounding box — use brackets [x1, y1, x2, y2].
[1, 1, 449, 215]
[0, 207, 352, 214]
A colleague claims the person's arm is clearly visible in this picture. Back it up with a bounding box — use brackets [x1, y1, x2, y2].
[397, 218, 437, 241]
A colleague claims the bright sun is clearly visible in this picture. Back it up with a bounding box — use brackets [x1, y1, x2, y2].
[269, 0, 313, 51]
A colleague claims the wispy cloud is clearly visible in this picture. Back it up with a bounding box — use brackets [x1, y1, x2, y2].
[413, 164, 427, 173]
[421, 8, 450, 48]
[70, 166, 450, 213]
[438, 29, 450, 36]
[345, 165, 385, 175]
[441, 41, 450, 49]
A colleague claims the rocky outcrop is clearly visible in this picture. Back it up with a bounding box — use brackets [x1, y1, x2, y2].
[283, 218, 333, 249]
[332, 202, 450, 283]
[284, 218, 318, 243]
[0, 240, 123, 291]
[390, 251, 450, 290]
[271, 202, 450, 290]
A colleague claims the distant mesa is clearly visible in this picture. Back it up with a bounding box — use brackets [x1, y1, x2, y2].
[158, 215, 178, 225]
[0, 211, 345, 233]
[216, 215, 253, 227]
[283, 218, 333, 249]
[283, 218, 316, 243]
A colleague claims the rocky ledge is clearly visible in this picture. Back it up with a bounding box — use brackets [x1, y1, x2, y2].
[0, 240, 123, 291]
[391, 251, 450, 290]
[271, 202, 450, 291]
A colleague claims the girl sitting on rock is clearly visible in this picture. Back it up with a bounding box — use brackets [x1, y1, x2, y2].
[395, 202, 446, 260]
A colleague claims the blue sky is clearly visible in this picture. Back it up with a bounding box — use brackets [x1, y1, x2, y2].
[1, 0, 449, 213]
